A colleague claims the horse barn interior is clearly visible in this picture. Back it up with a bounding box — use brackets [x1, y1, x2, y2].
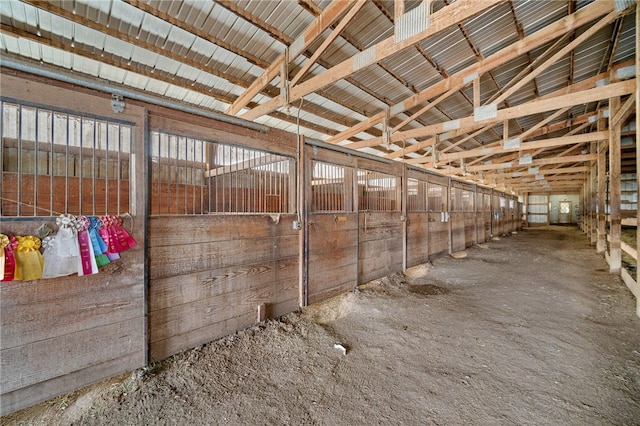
[0, 0, 638, 420]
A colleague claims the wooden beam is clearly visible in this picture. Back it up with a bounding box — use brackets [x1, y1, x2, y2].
[324, 0, 618, 149]
[464, 153, 598, 173]
[485, 33, 571, 105]
[392, 86, 459, 132]
[491, 9, 623, 107]
[326, 111, 386, 145]
[290, 0, 368, 88]
[385, 137, 437, 159]
[393, 80, 636, 143]
[611, 95, 636, 126]
[375, 1, 614, 124]
[227, 0, 358, 115]
[491, 167, 590, 179]
[636, 3, 640, 315]
[609, 96, 622, 273]
[204, 154, 285, 178]
[240, 0, 504, 120]
[436, 131, 608, 164]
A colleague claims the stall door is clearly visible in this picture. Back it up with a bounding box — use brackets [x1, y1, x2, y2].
[559, 201, 572, 224]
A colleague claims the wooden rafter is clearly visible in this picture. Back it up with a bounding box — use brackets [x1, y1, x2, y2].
[328, 0, 616, 148]
[240, 0, 504, 121]
[226, 0, 358, 116]
[490, 9, 623, 107]
[393, 80, 635, 144]
[290, 0, 368, 88]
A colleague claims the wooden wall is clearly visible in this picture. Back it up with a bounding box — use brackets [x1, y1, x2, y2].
[307, 213, 358, 304]
[0, 73, 147, 416]
[1, 71, 519, 415]
[358, 211, 404, 284]
[450, 212, 466, 253]
[147, 215, 299, 360]
[406, 212, 429, 268]
[464, 212, 476, 247]
[429, 213, 450, 257]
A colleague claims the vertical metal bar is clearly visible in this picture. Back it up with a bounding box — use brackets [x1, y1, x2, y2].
[49, 111, 54, 215]
[201, 140, 205, 214]
[0, 102, 3, 216]
[190, 138, 195, 214]
[17, 105, 22, 216]
[205, 140, 210, 214]
[104, 120, 109, 215]
[166, 135, 172, 214]
[117, 124, 122, 214]
[184, 137, 188, 214]
[91, 118, 97, 214]
[33, 108, 39, 216]
[66, 114, 71, 214]
[78, 114, 84, 214]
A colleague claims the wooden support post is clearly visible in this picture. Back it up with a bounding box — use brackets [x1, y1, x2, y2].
[298, 136, 308, 308]
[609, 96, 621, 274]
[401, 164, 407, 271]
[597, 116, 607, 254]
[473, 77, 480, 108]
[524, 192, 529, 228]
[590, 140, 597, 244]
[635, 2, 640, 317]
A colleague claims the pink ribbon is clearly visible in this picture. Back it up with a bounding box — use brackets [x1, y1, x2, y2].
[77, 217, 97, 275]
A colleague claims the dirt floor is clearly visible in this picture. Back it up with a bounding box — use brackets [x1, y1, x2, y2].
[4, 225, 640, 425]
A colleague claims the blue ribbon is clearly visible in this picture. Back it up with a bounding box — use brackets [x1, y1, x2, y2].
[88, 216, 108, 254]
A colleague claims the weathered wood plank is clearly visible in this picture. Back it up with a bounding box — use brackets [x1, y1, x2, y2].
[149, 234, 298, 279]
[1, 173, 130, 216]
[149, 112, 297, 157]
[309, 261, 358, 293]
[149, 284, 276, 344]
[149, 257, 297, 312]
[429, 214, 449, 257]
[309, 281, 357, 305]
[1, 276, 143, 349]
[150, 311, 256, 361]
[1, 317, 143, 394]
[148, 215, 297, 247]
[464, 212, 476, 248]
[359, 249, 404, 284]
[407, 213, 430, 267]
[1, 351, 143, 416]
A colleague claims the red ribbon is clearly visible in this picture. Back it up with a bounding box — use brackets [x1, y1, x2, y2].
[2, 235, 17, 282]
[77, 217, 96, 275]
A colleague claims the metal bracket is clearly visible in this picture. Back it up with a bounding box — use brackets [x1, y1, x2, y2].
[111, 94, 125, 113]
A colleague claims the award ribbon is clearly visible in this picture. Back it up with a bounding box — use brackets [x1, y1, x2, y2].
[42, 214, 81, 278]
[77, 217, 98, 276]
[112, 216, 137, 251]
[88, 216, 110, 267]
[14, 235, 44, 281]
[1, 234, 16, 282]
[98, 216, 120, 261]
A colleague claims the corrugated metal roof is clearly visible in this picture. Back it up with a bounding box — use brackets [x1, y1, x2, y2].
[0, 0, 635, 192]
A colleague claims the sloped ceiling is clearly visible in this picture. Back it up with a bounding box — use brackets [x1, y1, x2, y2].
[0, 0, 637, 194]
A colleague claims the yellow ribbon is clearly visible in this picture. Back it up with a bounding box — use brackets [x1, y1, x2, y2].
[0, 234, 8, 250]
[0, 234, 7, 281]
[14, 236, 44, 280]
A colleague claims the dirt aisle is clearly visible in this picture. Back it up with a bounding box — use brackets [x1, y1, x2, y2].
[5, 226, 640, 425]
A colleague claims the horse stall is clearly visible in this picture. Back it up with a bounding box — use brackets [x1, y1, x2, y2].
[304, 145, 359, 305]
[145, 106, 300, 361]
[1, 71, 517, 415]
[0, 74, 147, 414]
[427, 174, 451, 258]
[406, 168, 431, 268]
